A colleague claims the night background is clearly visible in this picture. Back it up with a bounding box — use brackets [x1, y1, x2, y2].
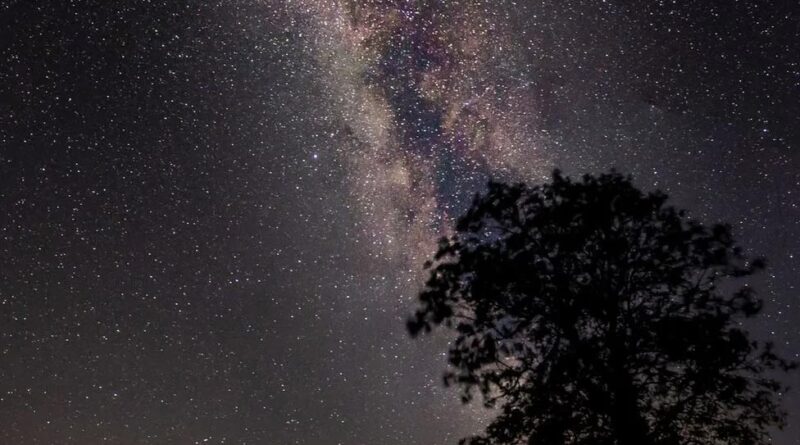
[1, 1, 799, 444]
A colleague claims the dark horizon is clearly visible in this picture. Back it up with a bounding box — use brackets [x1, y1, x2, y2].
[1, 1, 799, 444]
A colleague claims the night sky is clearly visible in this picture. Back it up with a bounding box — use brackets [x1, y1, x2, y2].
[1, 1, 799, 444]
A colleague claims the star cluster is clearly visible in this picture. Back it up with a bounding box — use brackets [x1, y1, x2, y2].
[1, 1, 798, 444]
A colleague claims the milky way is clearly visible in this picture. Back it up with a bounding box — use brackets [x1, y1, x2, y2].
[1, 1, 799, 444]
[289, 0, 551, 269]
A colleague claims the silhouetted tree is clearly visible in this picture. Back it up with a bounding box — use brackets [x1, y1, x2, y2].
[408, 170, 794, 445]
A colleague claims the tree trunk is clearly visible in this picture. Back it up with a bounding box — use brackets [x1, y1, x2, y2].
[610, 362, 651, 445]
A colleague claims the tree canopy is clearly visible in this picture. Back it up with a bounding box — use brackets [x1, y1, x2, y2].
[408, 170, 795, 445]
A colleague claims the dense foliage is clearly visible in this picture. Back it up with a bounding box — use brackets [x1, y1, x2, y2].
[409, 170, 794, 445]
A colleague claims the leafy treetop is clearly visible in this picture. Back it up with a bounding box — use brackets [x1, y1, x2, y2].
[409, 170, 795, 445]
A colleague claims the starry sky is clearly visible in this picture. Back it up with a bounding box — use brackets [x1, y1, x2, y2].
[1, 1, 799, 444]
